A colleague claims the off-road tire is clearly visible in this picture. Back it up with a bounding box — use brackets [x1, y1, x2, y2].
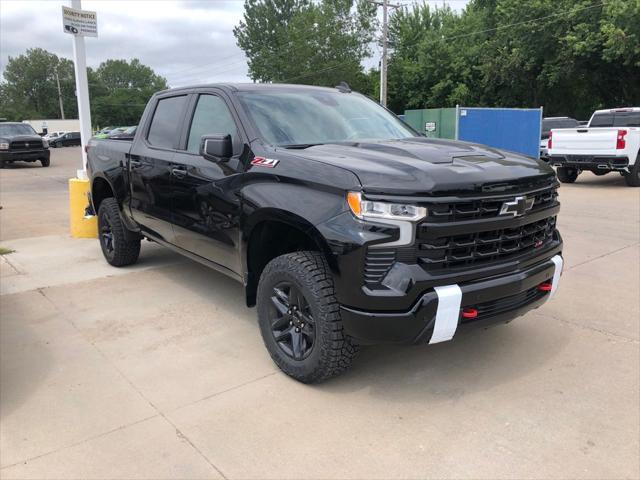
[40, 157, 50, 167]
[623, 157, 640, 187]
[97, 197, 141, 266]
[257, 251, 359, 383]
[557, 166, 579, 183]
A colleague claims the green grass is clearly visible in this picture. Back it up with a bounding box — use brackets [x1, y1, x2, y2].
[0, 247, 15, 255]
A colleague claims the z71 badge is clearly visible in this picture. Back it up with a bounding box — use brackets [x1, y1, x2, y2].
[251, 157, 279, 168]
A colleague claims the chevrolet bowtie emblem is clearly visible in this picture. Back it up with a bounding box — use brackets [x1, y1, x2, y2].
[500, 196, 534, 217]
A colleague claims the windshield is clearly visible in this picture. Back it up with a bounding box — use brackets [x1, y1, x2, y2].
[238, 90, 415, 146]
[0, 124, 37, 136]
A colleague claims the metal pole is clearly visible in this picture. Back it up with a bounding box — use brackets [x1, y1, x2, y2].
[70, 0, 92, 179]
[55, 68, 65, 120]
[381, 0, 388, 107]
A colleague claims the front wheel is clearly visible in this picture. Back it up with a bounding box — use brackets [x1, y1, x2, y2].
[557, 166, 579, 183]
[257, 251, 358, 383]
[623, 158, 640, 187]
[40, 157, 50, 167]
[97, 198, 141, 266]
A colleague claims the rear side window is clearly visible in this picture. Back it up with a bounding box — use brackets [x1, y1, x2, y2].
[590, 114, 614, 127]
[147, 95, 188, 149]
[614, 112, 640, 127]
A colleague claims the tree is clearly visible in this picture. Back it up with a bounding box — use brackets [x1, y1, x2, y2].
[234, 0, 377, 91]
[0, 48, 77, 121]
[386, 0, 640, 118]
[89, 59, 168, 127]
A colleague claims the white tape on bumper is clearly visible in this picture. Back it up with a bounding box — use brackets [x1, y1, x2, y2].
[430, 284, 462, 344]
[550, 255, 563, 299]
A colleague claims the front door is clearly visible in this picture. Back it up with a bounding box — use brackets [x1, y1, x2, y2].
[170, 93, 244, 274]
[129, 94, 188, 243]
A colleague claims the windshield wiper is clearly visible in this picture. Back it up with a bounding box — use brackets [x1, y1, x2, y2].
[280, 143, 325, 149]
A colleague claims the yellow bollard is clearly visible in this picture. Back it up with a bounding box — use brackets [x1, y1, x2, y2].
[69, 178, 98, 238]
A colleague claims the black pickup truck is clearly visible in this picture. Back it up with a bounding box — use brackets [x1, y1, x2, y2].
[0, 122, 50, 168]
[87, 83, 563, 383]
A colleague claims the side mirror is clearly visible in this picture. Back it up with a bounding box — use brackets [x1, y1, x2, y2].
[200, 134, 232, 162]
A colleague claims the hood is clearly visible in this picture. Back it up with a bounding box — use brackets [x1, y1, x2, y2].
[282, 138, 555, 196]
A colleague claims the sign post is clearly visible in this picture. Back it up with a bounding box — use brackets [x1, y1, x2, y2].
[63, 1, 97, 178]
[63, 1, 98, 238]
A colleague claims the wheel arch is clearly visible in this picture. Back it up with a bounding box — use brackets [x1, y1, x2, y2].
[242, 208, 336, 307]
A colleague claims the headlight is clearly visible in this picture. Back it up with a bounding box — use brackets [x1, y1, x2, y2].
[0, 142, 9, 150]
[347, 192, 426, 221]
[42, 140, 49, 148]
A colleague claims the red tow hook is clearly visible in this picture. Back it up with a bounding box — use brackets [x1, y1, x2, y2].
[461, 307, 478, 319]
[538, 281, 553, 292]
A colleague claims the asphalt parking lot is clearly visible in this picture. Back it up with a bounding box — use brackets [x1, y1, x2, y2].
[0, 147, 639, 479]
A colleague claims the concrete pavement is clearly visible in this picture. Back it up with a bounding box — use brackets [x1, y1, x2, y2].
[1, 147, 638, 479]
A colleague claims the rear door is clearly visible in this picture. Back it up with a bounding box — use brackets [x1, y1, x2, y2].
[128, 94, 189, 242]
[169, 91, 245, 274]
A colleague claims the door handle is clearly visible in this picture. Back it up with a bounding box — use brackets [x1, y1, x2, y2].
[171, 167, 187, 178]
[129, 160, 142, 168]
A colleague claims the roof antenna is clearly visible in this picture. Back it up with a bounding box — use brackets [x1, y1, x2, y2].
[335, 81, 351, 93]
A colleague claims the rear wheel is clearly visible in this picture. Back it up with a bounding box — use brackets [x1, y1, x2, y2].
[623, 158, 640, 187]
[557, 166, 579, 183]
[97, 198, 141, 266]
[257, 251, 358, 383]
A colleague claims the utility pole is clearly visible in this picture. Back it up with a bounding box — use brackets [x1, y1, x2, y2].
[55, 68, 65, 119]
[368, 0, 400, 107]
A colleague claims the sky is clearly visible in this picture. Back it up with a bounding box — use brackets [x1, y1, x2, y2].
[0, 0, 470, 87]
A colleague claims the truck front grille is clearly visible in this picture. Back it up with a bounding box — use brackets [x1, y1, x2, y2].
[426, 187, 557, 222]
[10, 140, 43, 151]
[416, 216, 557, 270]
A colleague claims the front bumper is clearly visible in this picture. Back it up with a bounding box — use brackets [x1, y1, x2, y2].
[340, 254, 562, 345]
[0, 149, 50, 162]
[549, 155, 628, 170]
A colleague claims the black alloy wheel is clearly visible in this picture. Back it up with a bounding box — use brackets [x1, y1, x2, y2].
[100, 215, 115, 260]
[269, 282, 315, 360]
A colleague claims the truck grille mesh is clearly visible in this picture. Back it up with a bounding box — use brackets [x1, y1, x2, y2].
[464, 286, 548, 323]
[417, 216, 557, 270]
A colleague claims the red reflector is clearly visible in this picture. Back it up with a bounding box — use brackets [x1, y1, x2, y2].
[616, 130, 627, 149]
[538, 282, 553, 292]
[461, 307, 478, 319]
[548, 131, 552, 149]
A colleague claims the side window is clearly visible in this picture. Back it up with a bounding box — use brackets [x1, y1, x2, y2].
[147, 95, 188, 149]
[590, 114, 614, 127]
[187, 94, 238, 153]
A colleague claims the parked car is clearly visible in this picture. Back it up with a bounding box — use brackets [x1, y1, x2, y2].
[43, 131, 67, 141]
[94, 127, 127, 139]
[539, 117, 580, 161]
[87, 83, 563, 383]
[0, 122, 50, 167]
[108, 125, 137, 140]
[49, 131, 81, 148]
[547, 107, 640, 186]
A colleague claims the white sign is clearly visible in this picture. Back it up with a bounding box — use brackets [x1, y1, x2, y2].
[425, 121, 437, 132]
[62, 6, 98, 37]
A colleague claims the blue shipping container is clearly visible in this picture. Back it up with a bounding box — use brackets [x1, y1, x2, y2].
[457, 108, 542, 158]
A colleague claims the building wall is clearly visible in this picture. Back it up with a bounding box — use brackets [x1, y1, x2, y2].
[22, 119, 80, 134]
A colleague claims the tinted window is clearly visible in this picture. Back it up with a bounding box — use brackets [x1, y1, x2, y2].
[590, 114, 614, 127]
[614, 112, 640, 127]
[187, 95, 238, 153]
[147, 95, 188, 148]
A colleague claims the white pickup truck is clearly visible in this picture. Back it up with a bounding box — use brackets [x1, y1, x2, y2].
[547, 107, 640, 187]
